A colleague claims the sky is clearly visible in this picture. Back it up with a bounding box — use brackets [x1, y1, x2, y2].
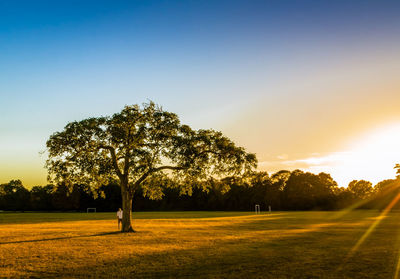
[0, 0, 400, 188]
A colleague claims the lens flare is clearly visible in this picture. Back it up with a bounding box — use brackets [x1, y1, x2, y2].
[349, 185, 400, 254]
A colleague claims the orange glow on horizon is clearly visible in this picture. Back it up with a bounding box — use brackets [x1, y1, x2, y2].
[260, 121, 400, 187]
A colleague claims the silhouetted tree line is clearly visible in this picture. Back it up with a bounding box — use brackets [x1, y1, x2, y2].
[1, 170, 400, 212]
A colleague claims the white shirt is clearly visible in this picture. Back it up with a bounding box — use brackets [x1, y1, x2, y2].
[117, 210, 123, 219]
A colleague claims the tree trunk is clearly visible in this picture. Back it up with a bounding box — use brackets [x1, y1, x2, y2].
[121, 185, 135, 232]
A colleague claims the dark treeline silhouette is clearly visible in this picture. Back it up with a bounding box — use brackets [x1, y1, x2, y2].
[1, 170, 400, 212]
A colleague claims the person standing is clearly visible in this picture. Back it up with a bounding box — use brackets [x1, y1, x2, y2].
[117, 208, 123, 230]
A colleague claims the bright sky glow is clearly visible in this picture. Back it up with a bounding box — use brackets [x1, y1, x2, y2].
[0, 0, 400, 187]
[278, 123, 400, 186]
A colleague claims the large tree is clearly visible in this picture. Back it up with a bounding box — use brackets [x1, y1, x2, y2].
[46, 102, 257, 232]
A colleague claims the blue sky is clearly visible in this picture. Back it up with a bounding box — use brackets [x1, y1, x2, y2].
[1, 0, 400, 187]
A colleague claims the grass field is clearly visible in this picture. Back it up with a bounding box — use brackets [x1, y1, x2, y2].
[1, 211, 399, 278]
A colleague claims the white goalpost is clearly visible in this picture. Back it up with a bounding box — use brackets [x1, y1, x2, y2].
[86, 208, 96, 213]
[255, 204, 260, 214]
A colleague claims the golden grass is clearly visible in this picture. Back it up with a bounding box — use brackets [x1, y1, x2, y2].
[0, 211, 399, 278]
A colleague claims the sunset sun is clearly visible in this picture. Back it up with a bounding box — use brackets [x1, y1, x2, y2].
[332, 122, 400, 186]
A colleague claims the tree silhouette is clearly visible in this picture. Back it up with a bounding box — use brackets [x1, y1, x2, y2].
[0, 180, 30, 211]
[45, 102, 257, 231]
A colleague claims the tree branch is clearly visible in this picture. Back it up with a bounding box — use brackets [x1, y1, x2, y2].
[99, 145, 123, 179]
[152, 165, 186, 172]
[123, 151, 130, 177]
[197, 149, 220, 156]
[133, 165, 186, 190]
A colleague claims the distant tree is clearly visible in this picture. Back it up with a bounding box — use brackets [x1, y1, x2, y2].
[282, 170, 315, 210]
[279, 170, 339, 210]
[70, 184, 95, 211]
[46, 102, 257, 232]
[51, 183, 72, 210]
[205, 179, 230, 210]
[314, 172, 339, 209]
[395, 164, 400, 178]
[347, 180, 373, 200]
[267, 170, 291, 210]
[334, 187, 354, 209]
[30, 185, 54, 210]
[96, 182, 122, 211]
[0, 180, 30, 211]
[248, 172, 270, 210]
[371, 179, 400, 210]
[270, 170, 291, 191]
[374, 179, 397, 195]
[223, 177, 253, 210]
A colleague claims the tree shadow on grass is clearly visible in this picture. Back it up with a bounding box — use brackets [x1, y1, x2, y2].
[0, 231, 125, 245]
[0, 213, 369, 246]
[0, 215, 281, 246]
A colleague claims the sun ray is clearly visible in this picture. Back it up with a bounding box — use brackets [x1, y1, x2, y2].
[330, 198, 374, 220]
[349, 191, 400, 254]
[395, 244, 400, 279]
[336, 186, 400, 275]
[331, 179, 400, 220]
[393, 212, 400, 279]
